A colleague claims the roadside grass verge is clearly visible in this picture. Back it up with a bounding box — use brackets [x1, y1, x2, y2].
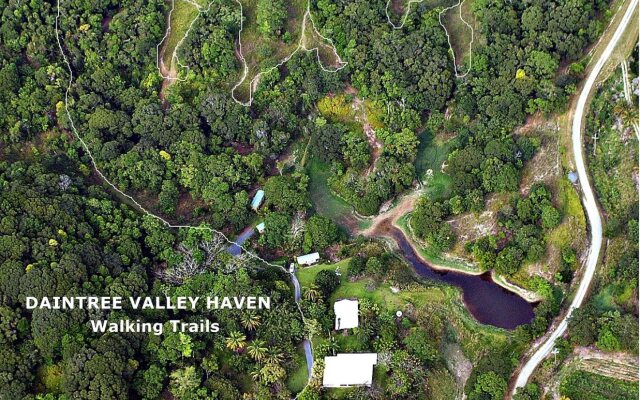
[560, 370, 639, 400]
[286, 345, 309, 393]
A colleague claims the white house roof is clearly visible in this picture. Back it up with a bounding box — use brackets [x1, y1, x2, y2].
[296, 252, 320, 265]
[322, 353, 378, 387]
[334, 299, 358, 330]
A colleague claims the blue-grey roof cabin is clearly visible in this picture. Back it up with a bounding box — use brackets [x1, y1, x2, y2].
[251, 190, 265, 210]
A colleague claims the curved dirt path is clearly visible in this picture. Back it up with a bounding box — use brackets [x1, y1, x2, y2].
[511, 0, 638, 394]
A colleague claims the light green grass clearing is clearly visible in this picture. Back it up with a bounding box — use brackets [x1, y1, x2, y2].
[233, 0, 307, 101]
[415, 131, 454, 201]
[163, 0, 200, 68]
[307, 158, 370, 230]
[298, 258, 446, 310]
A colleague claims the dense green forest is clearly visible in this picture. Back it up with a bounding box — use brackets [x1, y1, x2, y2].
[0, 0, 628, 398]
[0, 158, 308, 399]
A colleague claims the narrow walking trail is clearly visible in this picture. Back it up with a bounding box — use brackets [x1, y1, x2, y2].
[511, 0, 638, 393]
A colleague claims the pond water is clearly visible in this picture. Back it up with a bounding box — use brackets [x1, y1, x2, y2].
[391, 228, 536, 330]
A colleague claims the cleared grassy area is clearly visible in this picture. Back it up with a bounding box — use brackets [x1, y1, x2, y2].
[298, 258, 448, 309]
[233, 0, 307, 102]
[560, 370, 639, 400]
[161, 0, 200, 68]
[298, 258, 510, 363]
[415, 131, 454, 201]
[426, 368, 458, 399]
[440, 0, 475, 69]
[307, 158, 356, 225]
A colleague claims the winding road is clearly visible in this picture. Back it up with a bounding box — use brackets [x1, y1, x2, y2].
[511, 0, 638, 394]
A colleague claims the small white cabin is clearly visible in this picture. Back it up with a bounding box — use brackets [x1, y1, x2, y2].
[296, 252, 320, 266]
[334, 299, 359, 330]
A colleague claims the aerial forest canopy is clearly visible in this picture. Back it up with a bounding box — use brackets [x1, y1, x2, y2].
[0, 0, 620, 397]
[0, 0, 606, 226]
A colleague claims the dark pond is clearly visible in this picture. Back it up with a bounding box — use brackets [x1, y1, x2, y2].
[391, 228, 536, 330]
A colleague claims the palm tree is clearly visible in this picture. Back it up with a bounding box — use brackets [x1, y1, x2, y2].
[240, 312, 261, 331]
[304, 284, 321, 302]
[250, 367, 261, 382]
[265, 347, 284, 366]
[247, 339, 268, 362]
[225, 331, 247, 353]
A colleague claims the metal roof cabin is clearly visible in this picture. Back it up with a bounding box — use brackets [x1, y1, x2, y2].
[251, 190, 265, 210]
[322, 353, 378, 387]
[256, 222, 265, 233]
[296, 252, 320, 266]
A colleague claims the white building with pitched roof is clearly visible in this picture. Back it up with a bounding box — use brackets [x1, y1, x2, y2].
[322, 353, 378, 387]
[296, 252, 320, 266]
[334, 299, 359, 330]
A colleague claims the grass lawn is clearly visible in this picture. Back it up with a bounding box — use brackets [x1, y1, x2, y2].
[298, 258, 448, 311]
[298, 257, 509, 363]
